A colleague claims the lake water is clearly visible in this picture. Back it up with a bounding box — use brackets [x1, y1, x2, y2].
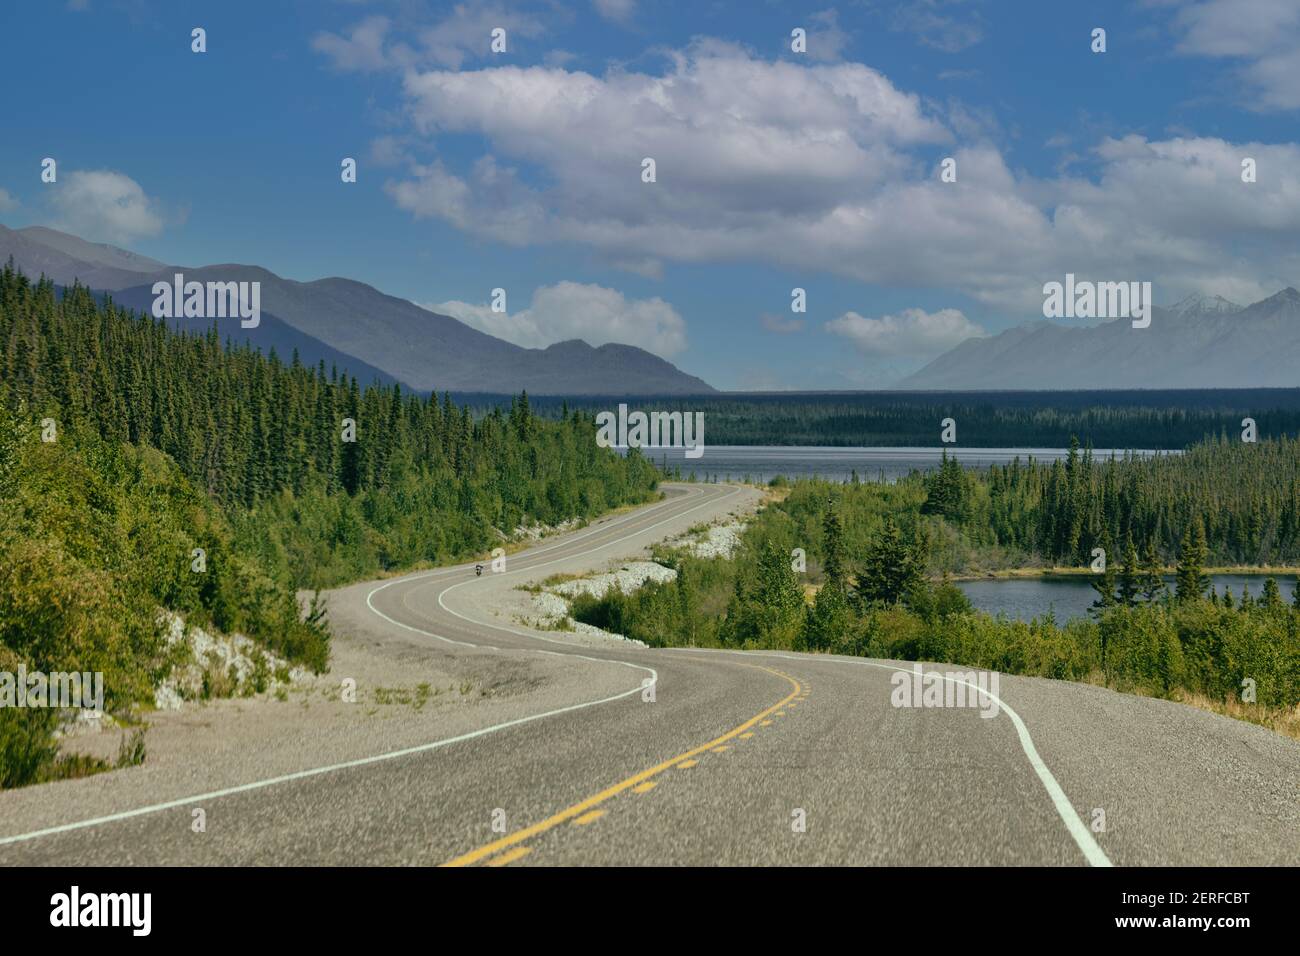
[956, 575, 1298, 622]
[645, 445, 1167, 484]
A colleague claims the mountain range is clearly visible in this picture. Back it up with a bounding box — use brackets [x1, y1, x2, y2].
[0, 224, 715, 395]
[7, 223, 1299, 393]
[899, 290, 1300, 389]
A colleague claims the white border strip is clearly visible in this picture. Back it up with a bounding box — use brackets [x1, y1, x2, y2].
[0, 483, 735, 848]
[0, 678, 650, 848]
[671, 647, 1113, 868]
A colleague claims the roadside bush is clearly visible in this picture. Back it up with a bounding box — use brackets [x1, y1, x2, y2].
[0, 702, 60, 789]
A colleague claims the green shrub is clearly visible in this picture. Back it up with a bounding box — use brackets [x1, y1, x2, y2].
[0, 706, 60, 789]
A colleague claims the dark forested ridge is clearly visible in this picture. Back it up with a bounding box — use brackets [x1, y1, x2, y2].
[488, 390, 1300, 449]
[914, 438, 1300, 569]
[0, 265, 659, 539]
[0, 225, 717, 395]
[0, 263, 660, 784]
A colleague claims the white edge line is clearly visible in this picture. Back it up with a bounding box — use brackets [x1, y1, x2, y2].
[433, 484, 748, 646]
[0, 679, 650, 848]
[670, 647, 1113, 868]
[360, 482, 697, 593]
[0, 483, 739, 848]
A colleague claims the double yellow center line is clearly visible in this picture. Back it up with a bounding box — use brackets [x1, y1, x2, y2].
[441, 665, 802, 867]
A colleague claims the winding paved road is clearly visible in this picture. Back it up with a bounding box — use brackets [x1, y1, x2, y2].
[1, 483, 1297, 865]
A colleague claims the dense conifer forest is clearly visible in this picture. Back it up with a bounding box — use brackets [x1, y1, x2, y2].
[0, 263, 660, 784]
[917, 439, 1300, 569]
[503, 390, 1300, 449]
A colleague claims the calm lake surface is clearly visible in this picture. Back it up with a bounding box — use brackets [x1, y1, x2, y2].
[647, 445, 1167, 483]
[956, 575, 1298, 622]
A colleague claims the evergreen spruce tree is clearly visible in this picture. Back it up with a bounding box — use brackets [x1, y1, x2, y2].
[1139, 537, 1166, 603]
[804, 503, 853, 651]
[921, 452, 968, 522]
[1175, 518, 1209, 602]
[724, 540, 805, 649]
[1089, 528, 1118, 615]
[856, 518, 926, 607]
[803, 575, 850, 652]
[1117, 535, 1140, 607]
[821, 504, 848, 591]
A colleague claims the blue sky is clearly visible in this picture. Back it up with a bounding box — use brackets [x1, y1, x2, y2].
[2, 0, 1299, 389]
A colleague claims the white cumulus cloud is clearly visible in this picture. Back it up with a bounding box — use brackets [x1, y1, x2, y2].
[396, 44, 946, 217]
[825, 307, 985, 357]
[50, 170, 163, 244]
[312, 15, 396, 72]
[426, 281, 688, 357]
[1165, 0, 1300, 110]
[328, 30, 1300, 313]
[799, 9, 851, 62]
[313, 5, 547, 73]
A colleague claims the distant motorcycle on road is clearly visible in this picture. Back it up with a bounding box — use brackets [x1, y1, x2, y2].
[475, 564, 483, 577]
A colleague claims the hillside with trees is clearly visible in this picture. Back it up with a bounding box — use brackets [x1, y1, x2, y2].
[0, 263, 660, 785]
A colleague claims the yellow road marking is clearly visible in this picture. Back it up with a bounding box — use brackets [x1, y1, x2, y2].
[711, 746, 730, 753]
[573, 809, 605, 825]
[677, 759, 698, 769]
[632, 781, 657, 794]
[738, 732, 754, 739]
[774, 711, 785, 717]
[486, 846, 532, 866]
[441, 666, 802, 866]
[760, 720, 772, 727]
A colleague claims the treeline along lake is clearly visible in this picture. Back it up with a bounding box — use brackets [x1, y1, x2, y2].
[456, 389, 1300, 450]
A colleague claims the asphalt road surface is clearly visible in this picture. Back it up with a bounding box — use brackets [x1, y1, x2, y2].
[1, 483, 1297, 865]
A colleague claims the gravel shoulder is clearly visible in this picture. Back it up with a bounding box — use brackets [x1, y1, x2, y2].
[0, 483, 759, 843]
